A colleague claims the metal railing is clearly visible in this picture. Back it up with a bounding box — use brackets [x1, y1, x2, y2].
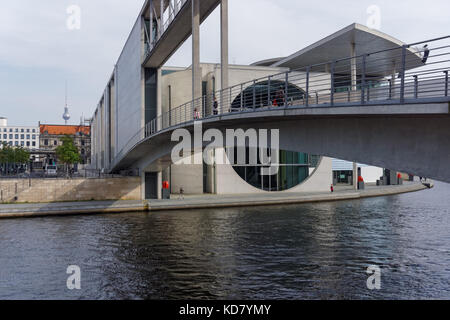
[144, 0, 189, 60]
[111, 35, 450, 169]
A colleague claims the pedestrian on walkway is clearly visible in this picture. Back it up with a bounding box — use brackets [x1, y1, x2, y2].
[193, 108, 200, 120]
[330, 184, 334, 193]
[179, 187, 184, 200]
[213, 98, 218, 115]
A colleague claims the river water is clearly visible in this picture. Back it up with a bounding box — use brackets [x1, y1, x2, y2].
[0, 182, 449, 300]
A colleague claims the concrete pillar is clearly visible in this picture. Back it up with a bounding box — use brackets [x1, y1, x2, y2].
[157, 67, 162, 130]
[353, 162, 358, 190]
[192, 0, 202, 100]
[157, 171, 162, 199]
[160, 0, 164, 37]
[220, 0, 229, 91]
[149, 0, 153, 46]
[140, 171, 146, 200]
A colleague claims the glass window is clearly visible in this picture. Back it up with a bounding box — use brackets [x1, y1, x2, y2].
[9, 134, 12, 139]
[54, 140, 58, 146]
[15, 134, 18, 139]
[21, 141, 24, 146]
[15, 141, 18, 146]
[3, 134, 6, 139]
[32, 129, 36, 133]
[32, 141, 36, 147]
[21, 134, 24, 139]
[32, 135, 35, 139]
[26, 134, 30, 139]
[21, 129, 24, 133]
[27, 129, 30, 133]
[44, 139, 48, 146]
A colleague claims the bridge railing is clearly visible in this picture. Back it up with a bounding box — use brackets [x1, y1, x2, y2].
[111, 35, 450, 169]
[148, 35, 449, 132]
[144, 0, 189, 61]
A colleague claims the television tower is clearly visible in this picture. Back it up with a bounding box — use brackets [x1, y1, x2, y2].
[63, 81, 71, 125]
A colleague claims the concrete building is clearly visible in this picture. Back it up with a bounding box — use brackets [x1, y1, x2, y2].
[0, 117, 39, 150]
[39, 124, 91, 165]
[90, 1, 427, 199]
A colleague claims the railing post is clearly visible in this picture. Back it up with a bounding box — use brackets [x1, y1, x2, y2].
[305, 67, 309, 107]
[414, 75, 419, 99]
[229, 86, 232, 112]
[267, 76, 271, 107]
[444, 71, 448, 97]
[347, 86, 351, 102]
[253, 80, 256, 110]
[389, 79, 392, 100]
[240, 84, 244, 110]
[285, 71, 289, 107]
[330, 61, 335, 106]
[361, 54, 367, 104]
[400, 45, 407, 103]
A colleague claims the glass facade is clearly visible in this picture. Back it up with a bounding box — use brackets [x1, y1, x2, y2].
[231, 80, 305, 110]
[145, 68, 157, 124]
[231, 148, 320, 192]
[228, 81, 317, 192]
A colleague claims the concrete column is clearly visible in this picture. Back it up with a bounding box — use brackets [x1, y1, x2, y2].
[352, 162, 358, 190]
[140, 171, 146, 200]
[157, 67, 162, 130]
[160, 0, 164, 37]
[157, 171, 162, 199]
[220, 0, 229, 91]
[149, 0, 153, 46]
[192, 0, 202, 100]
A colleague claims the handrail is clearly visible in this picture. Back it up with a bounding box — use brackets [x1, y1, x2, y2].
[110, 35, 450, 170]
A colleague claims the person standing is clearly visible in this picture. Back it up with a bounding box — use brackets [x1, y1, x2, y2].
[213, 98, 218, 115]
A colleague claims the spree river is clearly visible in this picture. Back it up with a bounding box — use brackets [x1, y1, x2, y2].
[0, 182, 449, 300]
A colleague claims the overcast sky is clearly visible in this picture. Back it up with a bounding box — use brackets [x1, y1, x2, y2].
[0, 0, 449, 126]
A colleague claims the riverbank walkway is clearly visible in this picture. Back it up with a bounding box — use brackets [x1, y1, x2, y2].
[0, 182, 429, 219]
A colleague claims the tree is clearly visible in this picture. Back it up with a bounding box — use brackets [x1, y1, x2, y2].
[56, 136, 81, 177]
[0, 143, 30, 175]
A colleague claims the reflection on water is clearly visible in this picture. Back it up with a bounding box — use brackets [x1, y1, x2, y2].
[0, 182, 449, 299]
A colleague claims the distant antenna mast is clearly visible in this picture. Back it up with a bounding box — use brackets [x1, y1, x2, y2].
[63, 80, 71, 125]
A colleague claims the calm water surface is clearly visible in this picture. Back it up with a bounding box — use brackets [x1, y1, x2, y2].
[0, 182, 449, 299]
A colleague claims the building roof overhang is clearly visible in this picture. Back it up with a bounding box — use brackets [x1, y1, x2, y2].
[271, 23, 424, 77]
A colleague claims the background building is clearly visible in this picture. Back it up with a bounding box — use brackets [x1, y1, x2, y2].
[0, 117, 39, 149]
[39, 124, 91, 165]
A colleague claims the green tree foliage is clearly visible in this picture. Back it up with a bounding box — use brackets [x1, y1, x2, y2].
[0, 143, 30, 164]
[56, 136, 81, 166]
[0, 143, 30, 174]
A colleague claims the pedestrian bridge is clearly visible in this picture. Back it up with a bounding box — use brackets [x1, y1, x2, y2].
[111, 36, 450, 183]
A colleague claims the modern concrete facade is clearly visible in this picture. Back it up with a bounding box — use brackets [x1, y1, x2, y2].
[90, 2, 449, 199]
